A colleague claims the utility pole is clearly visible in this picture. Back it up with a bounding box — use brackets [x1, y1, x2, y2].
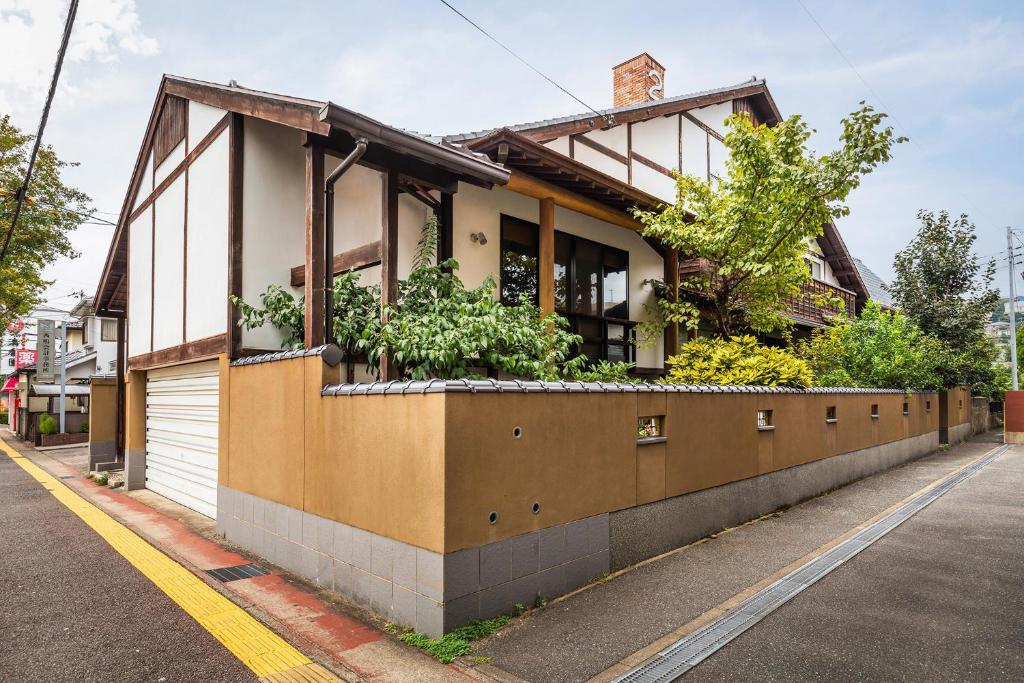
[1008, 226, 1018, 391]
[59, 320, 67, 433]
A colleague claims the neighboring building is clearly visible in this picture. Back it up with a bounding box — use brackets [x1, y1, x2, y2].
[92, 56, 878, 518]
[852, 257, 896, 311]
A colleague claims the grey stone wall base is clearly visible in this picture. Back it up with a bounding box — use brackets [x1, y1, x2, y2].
[124, 450, 146, 490]
[609, 431, 940, 570]
[947, 422, 971, 445]
[87, 440, 115, 470]
[216, 484, 610, 638]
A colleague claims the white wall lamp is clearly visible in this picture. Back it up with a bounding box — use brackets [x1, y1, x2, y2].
[470, 232, 488, 245]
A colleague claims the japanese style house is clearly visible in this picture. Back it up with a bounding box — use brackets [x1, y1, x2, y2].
[93, 53, 871, 518]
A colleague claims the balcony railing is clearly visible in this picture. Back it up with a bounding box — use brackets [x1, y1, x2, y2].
[783, 279, 856, 327]
[678, 257, 856, 328]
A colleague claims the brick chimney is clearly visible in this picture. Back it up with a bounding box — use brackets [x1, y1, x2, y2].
[612, 53, 665, 107]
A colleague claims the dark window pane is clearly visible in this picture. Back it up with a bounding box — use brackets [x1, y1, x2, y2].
[604, 265, 628, 318]
[554, 232, 571, 311]
[606, 344, 627, 363]
[501, 217, 538, 305]
[606, 324, 626, 342]
[574, 240, 601, 316]
[581, 342, 603, 362]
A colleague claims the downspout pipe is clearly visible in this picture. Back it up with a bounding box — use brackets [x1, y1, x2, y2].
[324, 137, 368, 345]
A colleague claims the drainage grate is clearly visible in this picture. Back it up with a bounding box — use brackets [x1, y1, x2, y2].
[59, 475, 74, 480]
[615, 444, 1011, 683]
[206, 563, 270, 583]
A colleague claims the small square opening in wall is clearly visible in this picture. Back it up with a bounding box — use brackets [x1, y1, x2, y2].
[757, 409, 774, 431]
[959, 399, 963, 409]
[926, 400, 932, 411]
[903, 401, 909, 416]
[871, 404, 880, 419]
[637, 415, 666, 444]
[825, 406, 837, 423]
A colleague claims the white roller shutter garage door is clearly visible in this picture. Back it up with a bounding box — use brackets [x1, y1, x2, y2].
[145, 360, 219, 518]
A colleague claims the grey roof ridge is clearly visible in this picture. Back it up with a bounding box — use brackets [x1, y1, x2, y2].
[443, 77, 765, 143]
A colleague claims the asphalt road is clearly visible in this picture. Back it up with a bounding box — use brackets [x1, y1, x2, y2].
[0, 443, 256, 682]
[476, 437, 1017, 683]
[689, 443, 1024, 681]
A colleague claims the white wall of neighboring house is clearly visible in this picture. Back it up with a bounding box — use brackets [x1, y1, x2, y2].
[152, 174, 186, 350]
[186, 132, 229, 341]
[128, 206, 153, 356]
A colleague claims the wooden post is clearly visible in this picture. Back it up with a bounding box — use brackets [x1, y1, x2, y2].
[227, 113, 244, 358]
[380, 169, 399, 380]
[304, 143, 326, 348]
[664, 246, 680, 360]
[438, 191, 454, 266]
[539, 197, 555, 314]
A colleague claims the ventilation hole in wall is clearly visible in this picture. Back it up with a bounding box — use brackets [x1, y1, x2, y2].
[903, 402, 909, 416]
[488, 511, 499, 525]
[532, 502, 541, 514]
[512, 426, 523, 439]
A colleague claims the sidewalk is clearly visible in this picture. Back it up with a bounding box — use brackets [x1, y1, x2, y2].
[2, 431, 477, 683]
[468, 435, 1003, 683]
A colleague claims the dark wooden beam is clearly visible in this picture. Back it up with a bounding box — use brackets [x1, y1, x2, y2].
[632, 150, 675, 179]
[572, 133, 629, 165]
[380, 169, 399, 380]
[664, 246, 680, 361]
[290, 241, 382, 287]
[227, 113, 244, 358]
[681, 111, 725, 142]
[127, 334, 227, 370]
[164, 79, 330, 135]
[304, 143, 326, 348]
[438, 192, 454, 266]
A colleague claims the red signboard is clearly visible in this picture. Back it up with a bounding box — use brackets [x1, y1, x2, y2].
[15, 349, 37, 369]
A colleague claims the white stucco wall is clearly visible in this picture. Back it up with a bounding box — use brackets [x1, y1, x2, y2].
[188, 102, 227, 147]
[240, 118, 306, 350]
[689, 102, 732, 136]
[132, 152, 153, 212]
[574, 126, 629, 182]
[680, 117, 707, 179]
[186, 132, 229, 341]
[154, 140, 185, 186]
[128, 208, 152, 356]
[152, 175, 185, 350]
[544, 137, 570, 156]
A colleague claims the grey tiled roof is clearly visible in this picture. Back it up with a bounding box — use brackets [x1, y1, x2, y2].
[852, 257, 895, 308]
[321, 379, 926, 396]
[443, 77, 765, 143]
[230, 344, 343, 367]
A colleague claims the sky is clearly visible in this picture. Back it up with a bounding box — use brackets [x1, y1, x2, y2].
[2, 0, 1022, 313]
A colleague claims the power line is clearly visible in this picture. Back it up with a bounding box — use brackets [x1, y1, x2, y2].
[0, 0, 79, 264]
[436, 0, 614, 126]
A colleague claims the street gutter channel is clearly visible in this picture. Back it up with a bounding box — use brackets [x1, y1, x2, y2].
[614, 443, 1011, 683]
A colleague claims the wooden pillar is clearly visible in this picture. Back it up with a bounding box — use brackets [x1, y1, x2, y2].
[438, 191, 454, 267]
[115, 316, 125, 460]
[227, 113, 244, 358]
[538, 197, 555, 314]
[664, 246, 680, 360]
[304, 143, 325, 348]
[380, 169, 399, 380]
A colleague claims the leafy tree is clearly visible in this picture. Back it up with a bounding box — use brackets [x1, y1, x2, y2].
[634, 104, 904, 338]
[0, 115, 91, 326]
[889, 210, 1000, 389]
[797, 301, 943, 389]
[662, 335, 813, 387]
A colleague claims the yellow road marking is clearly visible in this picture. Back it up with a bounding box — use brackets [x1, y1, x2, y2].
[0, 439, 338, 681]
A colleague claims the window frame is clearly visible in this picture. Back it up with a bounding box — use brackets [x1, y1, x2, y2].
[499, 214, 540, 307]
[100, 319, 118, 342]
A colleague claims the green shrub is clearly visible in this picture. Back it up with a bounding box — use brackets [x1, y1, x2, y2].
[39, 414, 58, 435]
[663, 335, 813, 387]
[796, 301, 943, 390]
[0, 410, 7, 424]
[388, 616, 509, 664]
[81, 421, 89, 434]
[568, 360, 639, 383]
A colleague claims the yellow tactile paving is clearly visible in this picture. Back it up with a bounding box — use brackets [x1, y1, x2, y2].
[0, 440, 340, 681]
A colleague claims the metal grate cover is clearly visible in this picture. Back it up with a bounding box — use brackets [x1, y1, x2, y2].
[615, 444, 1010, 683]
[206, 563, 270, 583]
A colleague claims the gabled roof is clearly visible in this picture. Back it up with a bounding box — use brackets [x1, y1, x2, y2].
[445, 77, 782, 144]
[853, 257, 895, 309]
[94, 75, 509, 315]
[817, 224, 869, 306]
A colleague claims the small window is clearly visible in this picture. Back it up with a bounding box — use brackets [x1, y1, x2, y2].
[902, 402, 909, 416]
[958, 399, 963, 409]
[757, 409, 774, 431]
[101, 319, 118, 342]
[500, 215, 539, 306]
[926, 400, 932, 411]
[870, 404, 879, 419]
[637, 415, 665, 443]
[825, 406, 837, 423]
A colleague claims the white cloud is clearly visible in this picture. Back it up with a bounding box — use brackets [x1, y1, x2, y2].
[0, 0, 157, 115]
